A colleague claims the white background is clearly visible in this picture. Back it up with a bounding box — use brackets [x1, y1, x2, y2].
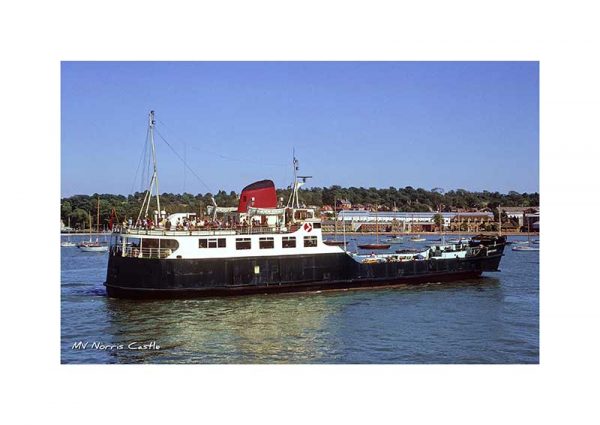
[1, 0, 598, 424]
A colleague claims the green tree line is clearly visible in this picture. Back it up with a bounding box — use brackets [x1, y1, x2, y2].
[61, 187, 539, 230]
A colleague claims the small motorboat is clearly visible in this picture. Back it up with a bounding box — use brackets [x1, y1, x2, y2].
[323, 240, 347, 246]
[80, 245, 108, 252]
[357, 243, 391, 250]
[410, 236, 426, 242]
[61, 230, 77, 247]
[447, 237, 470, 244]
[512, 245, 539, 252]
[79, 242, 108, 252]
[395, 248, 422, 254]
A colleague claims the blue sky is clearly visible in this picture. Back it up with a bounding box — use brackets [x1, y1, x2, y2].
[61, 61, 538, 197]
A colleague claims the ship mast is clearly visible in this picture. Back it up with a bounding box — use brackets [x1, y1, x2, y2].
[286, 149, 311, 210]
[498, 205, 502, 236]
[287, 150, 300, 208]
[137, 110, 162, 226]
[97, 196, 100, 234]
[375, 205, 379, 244]
[334, 195, 338, 240]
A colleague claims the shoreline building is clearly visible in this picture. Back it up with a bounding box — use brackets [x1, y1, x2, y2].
[333, 210, 495, 233]
[499, 206, 540, 232]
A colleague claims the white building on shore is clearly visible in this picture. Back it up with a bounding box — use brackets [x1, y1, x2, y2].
[336, 210, 494, 232]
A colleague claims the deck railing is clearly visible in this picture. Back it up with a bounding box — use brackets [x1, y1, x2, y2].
[112, 246, 173, 259]
[114, 225, 294, 237]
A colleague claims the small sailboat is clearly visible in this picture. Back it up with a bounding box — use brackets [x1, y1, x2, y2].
[61, 217, 77, 247]
[323, 197, 347, 246]
[512, 220, 539, 252]
[79, 198, 108, 252]
[357, 206, 390, 250]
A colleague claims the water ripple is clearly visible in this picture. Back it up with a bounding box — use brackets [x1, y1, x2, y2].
[61, 243, 538, 363]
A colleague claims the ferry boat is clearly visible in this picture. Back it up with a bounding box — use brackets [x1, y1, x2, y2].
[104, 112, 506, 299]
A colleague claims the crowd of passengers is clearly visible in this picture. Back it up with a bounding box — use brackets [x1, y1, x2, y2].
[116, 216, 280, 232]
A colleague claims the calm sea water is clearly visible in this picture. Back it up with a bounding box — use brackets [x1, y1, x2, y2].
[61, 234, 539, 364]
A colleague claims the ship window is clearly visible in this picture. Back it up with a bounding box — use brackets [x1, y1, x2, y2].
[200, 238, 226, 248]
[313, 222, 321, 228]
[304, 236, 318, 247]
[282, 236, 296, 248]
[236, 238, 251, 250]
[259, 237, 274, 249]
[159, 239, 179, 249]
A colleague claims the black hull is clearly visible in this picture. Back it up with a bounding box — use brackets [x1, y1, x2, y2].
[105, 247, 504, 299]
[106, 270, 485, 299]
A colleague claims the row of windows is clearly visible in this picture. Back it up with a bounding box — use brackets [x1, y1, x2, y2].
[198, 236, 319, 250]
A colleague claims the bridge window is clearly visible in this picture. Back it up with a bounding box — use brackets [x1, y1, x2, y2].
[294, 210, 314, 220]
[259, 237, 274, 249]
[236, 238, 251, 250]
[282, 236, 296, 248]
[304, 236, 318, 247]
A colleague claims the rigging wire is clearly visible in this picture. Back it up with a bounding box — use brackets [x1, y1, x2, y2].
[188, 144, 289, 168]
[130, 126, 151, 195]
[154, 118, 292, 195]
[139, 123, 152, 194]
[154, 128, 214, 193]
[156, 118, 287, 168]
